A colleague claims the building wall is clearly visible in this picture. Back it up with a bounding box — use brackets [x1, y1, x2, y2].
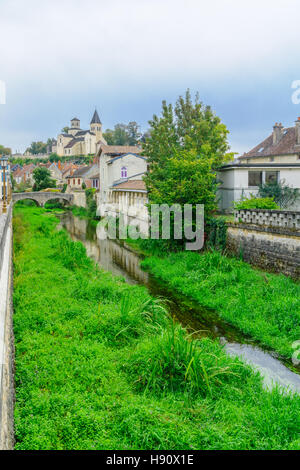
[100, 153, 146, 203]
[218, 167, 300, 212]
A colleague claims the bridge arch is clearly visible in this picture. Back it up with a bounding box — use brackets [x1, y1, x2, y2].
[12, 192, 74, 207]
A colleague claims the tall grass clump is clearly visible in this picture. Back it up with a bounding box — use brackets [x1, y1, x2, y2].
[126, 323, 251, 397]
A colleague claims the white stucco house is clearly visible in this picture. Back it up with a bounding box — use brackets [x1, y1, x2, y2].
[218, 118, 300, 211]
[97, 144, 149, 234]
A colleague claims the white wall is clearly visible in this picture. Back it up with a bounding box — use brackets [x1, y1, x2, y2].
[218, 167, 300, 212]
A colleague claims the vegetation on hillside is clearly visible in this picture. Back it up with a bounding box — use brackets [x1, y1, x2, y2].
[12, 206, 300, 450]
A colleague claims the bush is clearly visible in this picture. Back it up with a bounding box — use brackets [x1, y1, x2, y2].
[258, 181, 300, 209]
[234, 195, 279, 210]
[206, 217, 227, 250]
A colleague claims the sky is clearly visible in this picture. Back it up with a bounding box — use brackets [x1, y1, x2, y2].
[1, 0, 300, 154]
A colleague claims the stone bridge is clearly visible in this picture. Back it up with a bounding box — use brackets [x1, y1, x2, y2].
[12, 192, 74, 207]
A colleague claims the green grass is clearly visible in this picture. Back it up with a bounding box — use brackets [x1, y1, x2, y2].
[13, 206, 300, 450]
[141, 250, 300, 359]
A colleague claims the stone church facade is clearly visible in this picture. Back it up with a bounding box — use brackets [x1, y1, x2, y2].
[56, 110, 106, 157]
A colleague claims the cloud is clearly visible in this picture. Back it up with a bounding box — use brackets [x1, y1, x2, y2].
[1, 0, 300, 151]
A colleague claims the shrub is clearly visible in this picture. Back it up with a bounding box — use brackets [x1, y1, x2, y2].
[206, 217, 227, 250]
[258, 181, 300, 209]
[233, 195, 279, 210]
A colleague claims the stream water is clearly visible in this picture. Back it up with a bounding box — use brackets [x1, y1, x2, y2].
[57, 211, 300, 395]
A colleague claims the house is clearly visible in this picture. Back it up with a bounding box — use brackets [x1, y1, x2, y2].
[66, 166, 90, 190]
[13, 163, 36, 185]
[56, 110, 106, 157]
[97, 144, 148, 233]
[48, 162, 63, 186]
[218, 118, 300, 211]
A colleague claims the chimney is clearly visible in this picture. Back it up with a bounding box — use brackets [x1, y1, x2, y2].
[295, 117, 300, 145]
[273, 122, 283, 145]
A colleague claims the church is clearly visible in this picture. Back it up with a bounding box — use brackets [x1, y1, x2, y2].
[56, 110, 107, 157]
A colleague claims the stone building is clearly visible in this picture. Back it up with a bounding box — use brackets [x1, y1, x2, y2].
[56, 110, 106, 157]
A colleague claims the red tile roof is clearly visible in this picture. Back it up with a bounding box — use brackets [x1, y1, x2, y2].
[113, 180, 146, 191]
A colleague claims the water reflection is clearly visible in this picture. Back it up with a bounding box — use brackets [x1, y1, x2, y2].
[57, 211, 300, 394]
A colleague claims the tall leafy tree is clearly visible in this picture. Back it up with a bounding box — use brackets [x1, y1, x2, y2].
[32, 167, 56, 191]
[143, 90, 233, 216]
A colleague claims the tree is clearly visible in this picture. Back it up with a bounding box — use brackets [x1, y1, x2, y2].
[61, 126, 70, 134]
[26, 141, 47, 155]
[32, 167, 56, 191]
[0, 144, 11, 155]
[103, 122, 141, 145]
[49, 153, 60, 162]
[258, 180, 300, 209]
[143, 90, 233, 218]
[126, 121, 141, 145]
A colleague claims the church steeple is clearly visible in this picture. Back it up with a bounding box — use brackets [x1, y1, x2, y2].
[90, 109, 103, 142]
[90, 109, 101, 125]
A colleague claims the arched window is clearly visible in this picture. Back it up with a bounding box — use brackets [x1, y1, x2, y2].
[121, 166, 127, 178]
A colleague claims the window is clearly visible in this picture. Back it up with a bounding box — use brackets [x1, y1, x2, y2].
[121, 167, 127, 178]
[73, 179, 75, 185]
[78, 179, 80, 185]
[265, 171, 279, 184]
[248, 171, 262, 187]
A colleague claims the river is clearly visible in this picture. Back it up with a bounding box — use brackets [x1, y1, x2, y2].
[57, 211, 300, 395]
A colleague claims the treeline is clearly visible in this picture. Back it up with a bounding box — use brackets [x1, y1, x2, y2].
[103, 121, 148, 145]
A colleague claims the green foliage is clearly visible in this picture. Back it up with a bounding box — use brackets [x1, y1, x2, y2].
[12, 207, 300, 450]
[32, 167, 56, 192]
[85, 188, 98, 219]
[103, 121, 141, 145]
[141, 250, 300, 358]
[62, 183, 67, 193]
[61, 126, 70, 134]
[49, 153, 60, 162]
[0, 144, 11, 155]
[26, 141, 47, 155]
[143, 90, 234, 241]
[127, 324, 250, 397]
[206, 217, 227, 250]
[234, 195, 279, 210]
[258, 181, 300, 209]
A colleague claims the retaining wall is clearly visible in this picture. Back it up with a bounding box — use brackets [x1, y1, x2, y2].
[227, 209, 300, 278]
[0, 206, 14, 449]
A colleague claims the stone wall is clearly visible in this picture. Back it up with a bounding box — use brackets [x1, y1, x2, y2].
[0, 206, 14, 449]
[227, 209, 300, 278]
[70, 190, 86, 208]
[235, 209, 300, 230]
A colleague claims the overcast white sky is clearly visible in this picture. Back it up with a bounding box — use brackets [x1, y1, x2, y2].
[1, 0, 300, 153]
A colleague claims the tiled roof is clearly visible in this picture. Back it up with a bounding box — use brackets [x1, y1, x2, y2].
[240, 125, 300, 159]
[64, 138, 84, 149]
[113, 180, 146, 191]
[99, 145, 142, 156]
[68, 166, 90, 177]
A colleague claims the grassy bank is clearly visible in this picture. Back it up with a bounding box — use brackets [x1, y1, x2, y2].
[140, 250, 300, 359]
[13, 206, 300, 450]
